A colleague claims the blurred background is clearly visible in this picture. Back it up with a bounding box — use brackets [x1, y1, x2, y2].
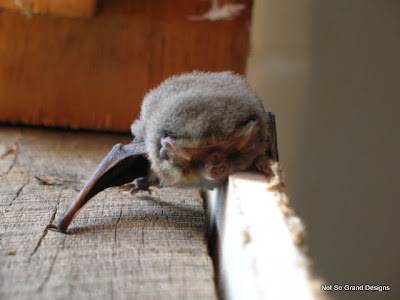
[248, 1, 400, 299]
[1, 0, 399, 299]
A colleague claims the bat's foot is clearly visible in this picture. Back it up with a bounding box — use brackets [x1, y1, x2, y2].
[130, 177, 160, 195]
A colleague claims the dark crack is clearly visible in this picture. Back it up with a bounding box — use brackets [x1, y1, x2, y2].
[113, 206, 123, 246]
[5, 150, 18, 175]
[2, 140, 20, 176]
[111, 206, 123, 300]
[7, 158, 32, 209]
[37, 236, 66, 292]
[29, 192, 62, 261]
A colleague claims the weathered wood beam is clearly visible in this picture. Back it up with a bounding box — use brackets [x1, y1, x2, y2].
[0, 127, 217, 299]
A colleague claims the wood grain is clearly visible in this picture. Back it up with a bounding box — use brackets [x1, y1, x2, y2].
[0, 0, 252, 131]
[0, 127, 217, 299]
[0, 0, 97, 17]
[0, 0, 19, 10]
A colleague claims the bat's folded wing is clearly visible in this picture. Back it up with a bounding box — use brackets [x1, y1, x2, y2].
[47, 140, 150, 233]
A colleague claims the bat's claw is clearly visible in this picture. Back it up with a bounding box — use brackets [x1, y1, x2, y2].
[130, 187, 151, 195]
[130, 177, 151, 195]
[46, 223, 69, 234]
[46, 223, 61, 232]
[130, 177, 160, 195]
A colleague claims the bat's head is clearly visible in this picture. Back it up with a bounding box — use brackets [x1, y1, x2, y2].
[136, 72, 269, 188]
[157, 119, 262, 188]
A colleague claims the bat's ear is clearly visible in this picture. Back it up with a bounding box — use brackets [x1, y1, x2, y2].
[234, 119, 260, 150]
[160, 137, 192, 165]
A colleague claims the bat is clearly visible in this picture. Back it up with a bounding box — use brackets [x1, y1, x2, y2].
[47, 71, 278, 233]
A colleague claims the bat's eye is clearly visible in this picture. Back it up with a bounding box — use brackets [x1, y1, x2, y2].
[237, 116, 257, 128]
[227, 151, 240, 160]
[189, 160, 204, 169]
[164, 130, 178, 138]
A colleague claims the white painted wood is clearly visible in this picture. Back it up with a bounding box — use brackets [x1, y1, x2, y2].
[206, 163, 324, 300]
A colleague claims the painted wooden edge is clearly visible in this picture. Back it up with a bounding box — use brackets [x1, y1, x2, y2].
[205, 163, 328, 300]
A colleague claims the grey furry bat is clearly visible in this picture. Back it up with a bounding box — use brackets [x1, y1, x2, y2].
[47, 71, 277, 233]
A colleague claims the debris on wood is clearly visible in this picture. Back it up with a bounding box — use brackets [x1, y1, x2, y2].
[34, 176, 84, 185]
[0, 142, 20, 159]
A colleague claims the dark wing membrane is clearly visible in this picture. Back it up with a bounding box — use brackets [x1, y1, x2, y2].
[265, 112, 279, 162]
[48, 141, 150, 233]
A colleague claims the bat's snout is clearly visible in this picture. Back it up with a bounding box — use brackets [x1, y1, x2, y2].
[209, 164, 230, 180]
[203, 151, 231, 181]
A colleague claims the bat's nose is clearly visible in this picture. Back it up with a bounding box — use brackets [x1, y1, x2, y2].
[209, 163, 229, 180]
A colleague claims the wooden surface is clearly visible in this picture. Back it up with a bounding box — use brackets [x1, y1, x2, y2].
[0, 0, 252, 131]
[0, 127, 217, 299]
[0, 0, 97, 17]
[206, 166, 325, 300]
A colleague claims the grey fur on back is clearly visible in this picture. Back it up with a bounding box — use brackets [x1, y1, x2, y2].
[130, 71, 268, 186]
[131, 71, 266, 143]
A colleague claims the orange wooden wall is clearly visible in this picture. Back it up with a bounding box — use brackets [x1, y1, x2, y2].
[0, 0, 252, 131]
[0, 0, 97, 17]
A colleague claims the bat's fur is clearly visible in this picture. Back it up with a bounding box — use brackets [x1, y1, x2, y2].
[131, 71, 269, 189]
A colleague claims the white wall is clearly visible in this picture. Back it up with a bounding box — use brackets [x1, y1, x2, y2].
[247, 0, 312, 191]
[247, 1, 400, 299]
